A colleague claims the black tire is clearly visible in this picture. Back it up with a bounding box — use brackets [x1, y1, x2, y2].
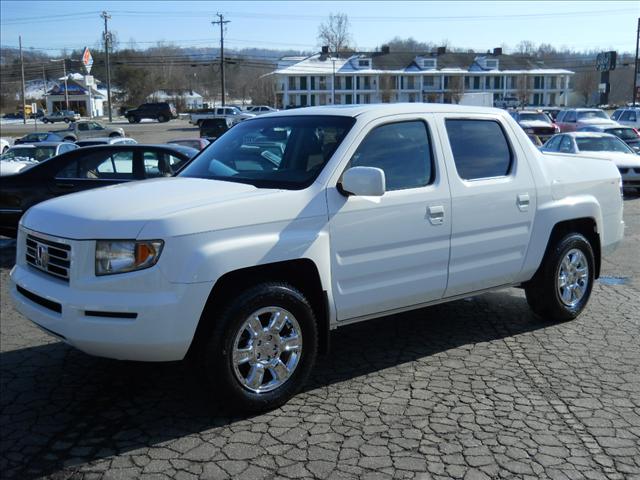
[42, 118, 48, 124]
[127, 116, 137, 124]
[63, 136, 76, 142]
[64, 118, 70, 123]
[157, 114, 166, 123]
[200, 282, 318, 412]
[109, 132, 121, 138]
[525, 233, 595, 322]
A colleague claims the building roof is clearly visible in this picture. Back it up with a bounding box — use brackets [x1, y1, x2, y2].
[274, 51, 573, 75]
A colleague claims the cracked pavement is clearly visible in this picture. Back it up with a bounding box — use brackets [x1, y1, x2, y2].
[1, 197, 639, 480]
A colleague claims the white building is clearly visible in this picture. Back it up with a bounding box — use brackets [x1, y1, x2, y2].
[274, 47, 574, 108]
[45, 74, 105, 117]
[148, 90, 204, 110]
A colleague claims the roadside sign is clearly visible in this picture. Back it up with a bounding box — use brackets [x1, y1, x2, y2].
[31, 102, 37, 114]
[82, 47, 93, 74]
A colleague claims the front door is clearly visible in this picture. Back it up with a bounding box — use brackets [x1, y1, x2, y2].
[327, 116, 451, 321]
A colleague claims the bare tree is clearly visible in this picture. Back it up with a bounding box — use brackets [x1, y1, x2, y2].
[446, 76, 464, 104]
[516, 75, 530, 106]
[574, 70, 599, 105]
[379, 75, 394, 102]
[318, 13, 352, 53]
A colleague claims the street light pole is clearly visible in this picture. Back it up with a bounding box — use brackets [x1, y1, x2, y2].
[101, 11, 113, 122]
[633, 17, 639, 107]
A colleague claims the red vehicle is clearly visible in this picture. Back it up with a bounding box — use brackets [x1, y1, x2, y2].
[555, 108, 617, 132]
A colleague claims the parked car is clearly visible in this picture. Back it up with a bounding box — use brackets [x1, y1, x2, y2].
[542, 132, 640, 190]
[125, 102, 177, 123]
[509, 110, 559, 142]
[555, 108, 618, 132]
[52, 121, 125, 142]
[199, 118, 232, 141]
[1, 138, 11, 154]
[245, 105, 279, 115]
[494, 96, 520, 109]
[76, 137, 138, 147]
[41, 110, 80, 124]
[0, 142, 78, 176]
[610, 108, 640, 128]
[541, 107, 562, 121]
[190, 106, 255, 126]
[167, 138, 210, 151]
[8, 104, 625, 412]
[577, 125, 640, 154]
[0, 144, 197, 237]
[14, 132, 66, 145]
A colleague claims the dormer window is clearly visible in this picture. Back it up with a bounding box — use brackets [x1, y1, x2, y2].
[484, 59, 498, 69]
[358, 59, 371, 68]
[421, 58, 437, 70]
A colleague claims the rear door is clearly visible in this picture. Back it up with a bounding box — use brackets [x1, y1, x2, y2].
[437, 113, 536, 297]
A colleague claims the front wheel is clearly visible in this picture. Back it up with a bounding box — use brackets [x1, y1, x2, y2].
[200, 282, 318, 412]
[157, 114, 167, 123]
[64, 118, 70, 123]
[525, 233, 595, 322]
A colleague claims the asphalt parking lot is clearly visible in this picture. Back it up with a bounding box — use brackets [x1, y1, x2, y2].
[1, 194, 639, 480]
[0, 117, 201, 145]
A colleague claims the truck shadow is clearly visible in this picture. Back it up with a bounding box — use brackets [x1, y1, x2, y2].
[0, 288, 550, 479]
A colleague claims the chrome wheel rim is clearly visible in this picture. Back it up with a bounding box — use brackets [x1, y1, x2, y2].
[557, 248, 589, 307]
[231, 307, 303, 393]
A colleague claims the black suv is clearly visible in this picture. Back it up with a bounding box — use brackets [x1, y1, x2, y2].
[125, 102, 177, 123]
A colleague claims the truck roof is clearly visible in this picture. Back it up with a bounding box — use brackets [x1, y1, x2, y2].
[261, 103, 509, 119]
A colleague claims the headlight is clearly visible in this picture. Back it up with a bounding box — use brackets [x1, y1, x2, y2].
[95, 240, 164, 276]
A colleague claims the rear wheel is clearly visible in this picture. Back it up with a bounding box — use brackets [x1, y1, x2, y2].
[157, 114, 167, 123]
[42, 118, 49, 124]
[63, 136, 76, 142]
[109, 132, 121, 138]
[127, 116, 137, 124]
[525, 233, 594, 322]
[64, 118, 70, 123]
[200, 282, 318, 412]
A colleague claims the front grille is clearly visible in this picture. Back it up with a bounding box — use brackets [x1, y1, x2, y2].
[619, 168, 629, 174]
[25, 234, 71, 281]
[16, 285, 62, 313]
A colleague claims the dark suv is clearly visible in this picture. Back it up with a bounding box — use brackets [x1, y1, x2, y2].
[125, 102, 177, 123]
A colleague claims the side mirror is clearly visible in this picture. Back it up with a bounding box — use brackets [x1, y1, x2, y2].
[340, 166, 386, 197]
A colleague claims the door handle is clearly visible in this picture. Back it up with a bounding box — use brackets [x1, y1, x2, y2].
[517, 193, 530, 212]
[428, 205, 445, 225]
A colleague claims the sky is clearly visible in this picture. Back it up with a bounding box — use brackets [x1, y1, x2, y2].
[1, 1, 638, 56]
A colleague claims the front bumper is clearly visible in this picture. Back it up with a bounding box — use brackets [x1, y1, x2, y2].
[10, 229, 213, 362]
[620, 168, 640, 188]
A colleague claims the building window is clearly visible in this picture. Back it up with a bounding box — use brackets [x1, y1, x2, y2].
[549, 76, 557, 89]
[300, 76, 307, 90]
[345, 94, 353, 104]
[405, 76, 415, 90]
[345, 77, 353, 90]
[485, 59, 498, 69]
[310, 76, 316, 90]
[422, 58, 437, 70]
[319, 76, 327, 90]
[358, 59, 371, 68]
[534, 76, 543, 89]
[300, 94, 308, 106]
[288, 77, 296, 90]
[473, 76, 481, 90]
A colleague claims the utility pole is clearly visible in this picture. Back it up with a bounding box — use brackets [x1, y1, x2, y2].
[19, 36, 27, 125]
[634, 17, 639, 107]
[212, 13, 230, 106]
[101, 11, 113, 122]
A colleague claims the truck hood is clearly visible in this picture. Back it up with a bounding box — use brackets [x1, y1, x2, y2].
[519, 120, 554, 129]
[21, 177, 284, 239]
[577, 118, 618, 127]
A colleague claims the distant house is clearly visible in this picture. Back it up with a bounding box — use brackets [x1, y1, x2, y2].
[148, 90, 204, 110]
[45, 74, 105, 116]
[273, 47, 574, 108]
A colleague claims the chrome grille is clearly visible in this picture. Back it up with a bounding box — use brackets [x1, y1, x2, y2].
[25, 234, 71, 281]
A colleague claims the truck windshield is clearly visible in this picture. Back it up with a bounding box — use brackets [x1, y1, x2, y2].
[179, 115, 356, 189]
[577, 110, 608, 120]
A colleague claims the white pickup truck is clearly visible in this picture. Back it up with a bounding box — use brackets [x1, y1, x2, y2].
[10, 104, 624, 411]
[189, 106, 255, 126]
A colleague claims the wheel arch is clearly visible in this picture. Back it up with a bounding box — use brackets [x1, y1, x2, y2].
[532, 217, 601, 282]
[187, 258, 330, 359]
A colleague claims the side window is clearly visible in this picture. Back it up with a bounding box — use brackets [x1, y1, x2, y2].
[621, 111, 636, 121]
[143, 151, 173, 177]
[559, 136, 573, 153]
[545, 136, 561, 151]
[349, 121, 433, 191]
[55, 151, 133, 179]
[564, 111, 576, 122]
[78, 123, 88, 131]
[611, 110, 621, 120]
[445, 119, 512, 180]
[556, 111, 566, 122]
